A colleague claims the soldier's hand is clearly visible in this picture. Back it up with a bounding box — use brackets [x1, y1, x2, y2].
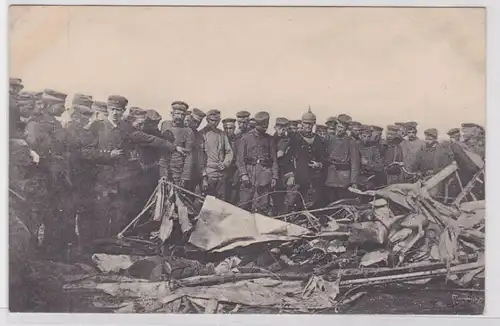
[241, 175, 251, 189]
[176, 146, 188, 156]
[277, 150, 284, 158]
[202, 178, 209, 193]
[29, 150, 40, 164]
[110, 149, 124, 158]
[351, 183, 359, 190]
[361, 157, 368, 165]
[271, 178, 277, 188]
[216, 163, 225, 171]
[286, 175, 295, 187]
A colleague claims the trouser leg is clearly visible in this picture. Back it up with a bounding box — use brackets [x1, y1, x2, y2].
[253, 185, 271, 215]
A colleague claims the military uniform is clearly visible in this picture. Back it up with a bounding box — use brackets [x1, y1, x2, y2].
[222, 118, 240, 204]
[401, 122, 426, 174]
[381, 125, 405, 185]
[283, 111, 326, 210]
[25, 89, 72, 259]
[270, 117, 297, 215]
[236, 112, 278, 214]
[324, 115, 360, 203]
[349, 121, 362, 141]
[235, 110, 251, 137]
[415, 129, 454, 198]
[159, 102, 194, 186]
[325, 116, 337, 136]
[200, 110, 234, 200]
[186, 109, 206, 193]
[66, 94, 96, 247]
[358, 125, 384, 190]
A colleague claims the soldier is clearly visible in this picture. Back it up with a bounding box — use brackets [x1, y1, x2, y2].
[447, 128, 461, 142]
[159, 101, 194, 188]
[461, 123, 485, 159]
[358, 125, 384, 190]
[371, 125, 384, 144]
[200, 109, 234, 200]
[324, 114, 360, 203]
[66, 94, 96, 251]
[235, 110, 251, 136]
[9, 77, 24, 96]
[222, 117, 239, 204]
[325, 117, 337, 136]
[395, 122, 407, 139]
[139, 109, 163, 203]
[401, 121, 425, 176]
[236, 111, 278, 214]
[315, 125, 328, 140]
[349, 121, 362, 140]
[25, 89, 72, 260]
[248, 118, 257, 130]
[270, 117, 297, 215]
[186, 108, 206, 193]
[381, 125, 405, 185]
[83, 95, 184, 239]
[283, 109, 325, 210]
[93, 100, 109, 121]
[414, 128, 454, 198]
[17, 91, 40, 124]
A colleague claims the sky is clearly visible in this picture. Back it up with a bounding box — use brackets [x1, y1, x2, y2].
[9, 6, 485, 137]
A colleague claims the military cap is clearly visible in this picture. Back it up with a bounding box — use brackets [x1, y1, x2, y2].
[146, 109, 162, 122]
[371, 125, 383, 132]
[301, 108, 316, 123]
[360, 125, 372, 134]
[172, 101, 189, 111]
[10, 78, 23, 87]
[42, 89, 67, 104]
[289, 120, 299, 126]
[404, 121, 418, 130]
[326, 116, 337, 124]
[447, 128, 460, 136]
[92, 101, 108, 113]
[236, 110, 251, 119]
[129, 106, 147, 117]
[191, 108, 206, 121]
[222, 118, 237, 126]
[350, 121, 362, 127]
[315, 124, 327, 131]
[107, 95, 128, 109]
[73, 105, 94, 117]
[275, 117, 289, 126]
[394, 122, 405, 126]
[337, 114, 352, 125]
[424, 128, 438, 138]
[206, 109, 221, 121]
[249, 118, 257, 125]
[18, 91, 34, 101]
[72, 94, 93, 109]
[254, 111, 270, 123]
[387, 125, 400, 132]
[461, 122, 482, 129]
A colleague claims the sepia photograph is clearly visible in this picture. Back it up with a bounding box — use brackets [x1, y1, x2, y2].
[8, 5, 486, 314]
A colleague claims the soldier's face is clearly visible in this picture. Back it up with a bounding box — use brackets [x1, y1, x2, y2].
[327, 125, 336, 134]
[207, 118, 220, 129]
[318, 130, 327, 138]
[336, 123, 347, 136]
[172, 109, 185, 124]
[10, 85, 23, 95]
[224, 124, 236, 136]
[187, 116, 202, 130]
[302, 122, 314, 133]
[451, 134, 460, 142]
[96, 111, 108, 120]
[351, 127, 361, 137]
[371, 131, 382, 142]
[386, 130, 396, 141]
[407, 129, 417, 140]
[397, 128, 406, 138]
[80, 114, 92, 127]
[132, 117, 146, 130]
[288, 125, 297, 134]
[425, 135, 437, 144]
[49, 103, 66, 117]
[108, 106, 124, 122]
[237, 118, 249, 131]
[275, 125, 287, 136]
[256, 121, 269, 133]
[461, 127, 475, 140]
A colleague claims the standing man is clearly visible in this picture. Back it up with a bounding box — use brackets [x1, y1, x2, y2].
[324, 114, 360, 203]
[93, 101, 109, 121]
[271, 117, 297, 215]
[66, 94, 96, 251]
[381, 125, 405, 185]
[461, 123, 485, 159]
[222, 117, 239, 204]
[283, 109, 325, 210]
[414, 128, 454, 198]
[401, 121, 425, 175]
[25, 89, 72, 260]
[235, 110, 251, 136]
[288, 120, 300, 135]
[349, 121, 362, 141]
[159, 101, 194, 188]
[236, 111, 278, 214]
[394, 122, 407, 139]
[200, 109, 234, 200]
[186, 108, 206, 193]
[139, 109, 163, 201]
[248, 118, 257, 131]
[358, 125, 384, 190]
[446, 128, 461, 143]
